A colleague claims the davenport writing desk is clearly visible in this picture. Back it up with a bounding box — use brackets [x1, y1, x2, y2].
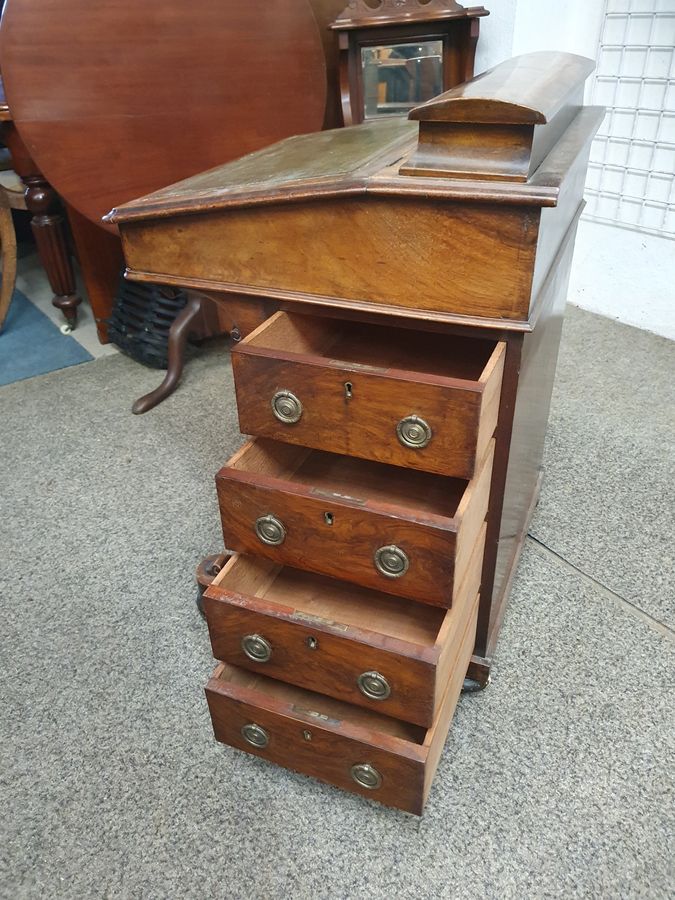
[108, 52, 603, 814]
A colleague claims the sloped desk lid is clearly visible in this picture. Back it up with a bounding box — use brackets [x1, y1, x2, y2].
[107, 52, 601, 227]
[106, 53, 603, 332]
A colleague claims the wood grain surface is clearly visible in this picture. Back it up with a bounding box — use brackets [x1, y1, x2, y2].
[409, 51, 595, 124]
[215, 438, 493, 606]
[0, 0, 328, 229]
[117, 196, 540, 322]
[205, 588, 478, 814]
[203, 525, 483, 727]
[232, 313, 504, 479]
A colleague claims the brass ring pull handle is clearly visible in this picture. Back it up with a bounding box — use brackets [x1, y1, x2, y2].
[241, 634, 272, 663]
[271, 390, 303, 424]
[396, 415, 432, 449]
[357, 671, 391, 700]
[255, 514, 287, 546]
[241, 723, 269, 748]
[374, 545, 409, 579]
[350, 763, 382, 790]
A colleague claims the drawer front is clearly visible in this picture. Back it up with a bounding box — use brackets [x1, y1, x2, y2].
[205, 591, 478, 814]
[217, 477, 455, 606]
[205, 670, 425, 813]
[216, 440, 494, 608]
[203, 527, 485, 728]
[232, 351, 503, 480]
[205, 588, 436, 728]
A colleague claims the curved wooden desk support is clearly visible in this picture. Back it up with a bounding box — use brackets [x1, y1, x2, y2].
[131, 293, 204, 414]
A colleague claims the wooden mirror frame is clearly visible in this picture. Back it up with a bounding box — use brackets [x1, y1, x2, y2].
[330, 0, 489, 126]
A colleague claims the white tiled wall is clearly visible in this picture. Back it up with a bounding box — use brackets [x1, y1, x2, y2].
[478, 0, 674, 338]
[585, 0, 675, 238]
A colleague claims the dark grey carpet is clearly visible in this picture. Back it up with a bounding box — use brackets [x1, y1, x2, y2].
[530, 307, 675, 627]
[1, 309, 673, 899]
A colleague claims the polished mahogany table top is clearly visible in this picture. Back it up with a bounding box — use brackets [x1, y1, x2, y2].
[0, 0, 329, 230]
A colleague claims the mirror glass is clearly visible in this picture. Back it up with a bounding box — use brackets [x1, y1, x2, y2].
[361, 40, 443, 119]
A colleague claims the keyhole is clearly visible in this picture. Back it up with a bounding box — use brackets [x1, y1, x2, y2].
[324, 512, 334, 526]
[344, 381, 353, 400]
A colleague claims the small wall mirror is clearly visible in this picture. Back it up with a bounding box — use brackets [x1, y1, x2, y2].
[330, 1, 489, 127]
[361, 40, 443, 118]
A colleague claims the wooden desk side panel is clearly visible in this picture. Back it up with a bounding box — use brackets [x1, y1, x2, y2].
[480, 229, 576, 659]
[120, 197, 539, 322]
[528, 140, 594, 313]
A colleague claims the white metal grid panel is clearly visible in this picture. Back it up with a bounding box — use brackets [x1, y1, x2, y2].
[585, 0, 675, 238]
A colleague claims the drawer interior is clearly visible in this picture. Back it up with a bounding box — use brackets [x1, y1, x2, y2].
[243, 312, 500, 383]
[213, 661, 427, 744]
[212, 554, 447, 647]
[224, 439, 468, 521]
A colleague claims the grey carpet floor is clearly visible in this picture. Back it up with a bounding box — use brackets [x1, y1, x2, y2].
[1, 306, 673, 899]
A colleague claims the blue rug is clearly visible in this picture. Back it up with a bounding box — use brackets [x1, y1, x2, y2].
[0, 290, 93, 386]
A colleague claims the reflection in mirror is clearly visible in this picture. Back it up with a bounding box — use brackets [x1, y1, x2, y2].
[361, 40, 443, 119]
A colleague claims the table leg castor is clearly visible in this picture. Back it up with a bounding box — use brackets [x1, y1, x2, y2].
[463, 657, 492, 693]
[195, 552, 230, 618]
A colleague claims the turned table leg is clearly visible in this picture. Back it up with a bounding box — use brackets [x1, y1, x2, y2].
[23, 174, 81, 330]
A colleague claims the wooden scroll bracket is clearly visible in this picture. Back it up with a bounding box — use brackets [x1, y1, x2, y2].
[130, 290, 276, 414]
[131, 294, 204, 414]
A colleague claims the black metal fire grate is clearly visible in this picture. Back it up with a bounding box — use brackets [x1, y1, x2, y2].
[106, 274, 188, 369]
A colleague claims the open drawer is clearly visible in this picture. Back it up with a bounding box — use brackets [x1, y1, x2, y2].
[231, 312, 505, 479]
[205, 586, 477, 816]
[216, 438, 493, 607]
[203, 523, 484, 728]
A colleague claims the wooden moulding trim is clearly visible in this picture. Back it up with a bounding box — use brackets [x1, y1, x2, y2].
[372, 173, 557, 206]
[105, 180, 370, 224]
[330, 10, 488, 30]
[205, 577, 441, 666]
[206, 666, 428, 762]
[123, 268, 536, 333]
[330, 2, 489, 31]
[107, 170, 557, 224]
